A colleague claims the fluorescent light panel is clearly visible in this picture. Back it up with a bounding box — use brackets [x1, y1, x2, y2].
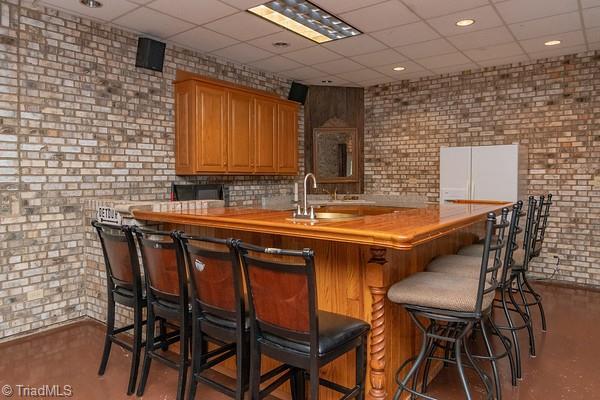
[248, 0, 361, 44]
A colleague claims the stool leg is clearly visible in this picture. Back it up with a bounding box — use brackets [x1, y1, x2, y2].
[290, 368, 306, 400]
[159, 317, 169, 351]
[98, 297, 115, 375]
[356, 335, 367, 400]
[176, 314, 189, 400]
[463, 334, 492, 399]
[522, 274, 547, 332]
[188, 318, 201, 400]
[127, 303, 143, 395]
[309, 360, 320, 400]
[392, 329, 431, 400]
[235, 334, 248, 400]
[249, 339, 261, 400]
[500, 284, 522, 380]
[136, 307, 155, 396]
[480, 318, 501, 400]
[512, 275, 536, 357]
[489, 315, 517, 386]
[455, 337, 472, 400]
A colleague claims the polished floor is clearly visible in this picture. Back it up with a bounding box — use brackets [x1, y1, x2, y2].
[0, 284, 598, 399]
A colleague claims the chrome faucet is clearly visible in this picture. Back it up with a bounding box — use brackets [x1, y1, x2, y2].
[294, 173, 317, 220]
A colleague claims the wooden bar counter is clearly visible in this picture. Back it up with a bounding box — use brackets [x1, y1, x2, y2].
[132, 201, 509, 400]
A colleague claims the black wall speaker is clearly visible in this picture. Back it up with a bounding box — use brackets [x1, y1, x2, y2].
[288, 81, 309, 104]
[135, 37, 166, 72]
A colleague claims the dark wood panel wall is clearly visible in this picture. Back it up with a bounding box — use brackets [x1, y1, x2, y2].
[304, 86, 364, 194]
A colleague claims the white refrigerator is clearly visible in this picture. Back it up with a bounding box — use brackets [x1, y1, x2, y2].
[440, 144, 527, 203]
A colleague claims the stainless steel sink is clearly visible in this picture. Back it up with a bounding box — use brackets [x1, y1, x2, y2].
[314, 212, 360, 220]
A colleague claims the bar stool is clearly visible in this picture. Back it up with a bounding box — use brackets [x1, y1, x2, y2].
[175, 233, 249, 400]
[134, 227, 189, 400]
[387, 212, 508, 400]
[425, 204, 524, 396]
[235, 242, 370, 400]
[92, 221, 147, 395]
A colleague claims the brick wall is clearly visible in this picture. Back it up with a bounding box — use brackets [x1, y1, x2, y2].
[364, 51, 600, 286]
[0, 1, 303, 339]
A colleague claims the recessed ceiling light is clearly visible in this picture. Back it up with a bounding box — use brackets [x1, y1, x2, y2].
[455, 19, 475, 27]
[544, 40, 561, 46]
[80, 0, 102, 8]
[248, 1, 362, 44]
[272, 41, 291, 48]
[392, 66, 406, 71]
[321, 79, 333, 83]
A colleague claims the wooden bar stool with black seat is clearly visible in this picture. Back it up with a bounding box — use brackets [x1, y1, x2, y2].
[387, 211, 508, 400]
[235, 242, 370, 400]
[174, 233, 249, 400]
[92, 220, 148, 395]
[133, 227, 190, 400]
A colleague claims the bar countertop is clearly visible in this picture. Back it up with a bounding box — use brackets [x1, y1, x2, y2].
[132, 201, 510, 250]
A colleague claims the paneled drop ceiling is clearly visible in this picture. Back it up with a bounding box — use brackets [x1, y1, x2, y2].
[39, 0, 600, 87]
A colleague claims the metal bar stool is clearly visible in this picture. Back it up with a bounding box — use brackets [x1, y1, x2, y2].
[92, 220, 147, 395]
[134, 227, 189, 400]
[235, 242, 370, 400]
[424, 204, 523, 398]
[175, 233, 250, 400]
[387, 211, 508, 400]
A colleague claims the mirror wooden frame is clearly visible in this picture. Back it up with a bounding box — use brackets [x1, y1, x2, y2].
[313, 127, 359, 184]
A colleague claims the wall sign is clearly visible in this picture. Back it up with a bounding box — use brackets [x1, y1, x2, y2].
[96, 206, 122, 226]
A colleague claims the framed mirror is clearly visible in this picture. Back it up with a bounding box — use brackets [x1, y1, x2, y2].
[313, 127, 358, 183]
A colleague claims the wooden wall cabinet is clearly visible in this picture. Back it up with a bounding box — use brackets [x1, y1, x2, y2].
[174, 74, 299, 176]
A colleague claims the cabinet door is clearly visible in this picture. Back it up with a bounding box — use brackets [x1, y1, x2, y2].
[439, 146, 471, 203]
[471, 144, 519, 202]
[277, 103, 298, 174]
[196, 84, 227, 172]
[227, 90, 254, 173]
[174, 81, 196, 175]
[254, 97, 278, 173]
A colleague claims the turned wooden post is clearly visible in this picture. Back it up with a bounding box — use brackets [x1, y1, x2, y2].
[366, 247, 388, 400]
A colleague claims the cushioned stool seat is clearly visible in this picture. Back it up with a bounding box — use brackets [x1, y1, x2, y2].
[458, 244, 526, 267]
[426, 255, 482, 279]
[387, 272, 495, 313]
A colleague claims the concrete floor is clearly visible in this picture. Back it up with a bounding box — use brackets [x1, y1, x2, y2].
[0, 283, 598, 399]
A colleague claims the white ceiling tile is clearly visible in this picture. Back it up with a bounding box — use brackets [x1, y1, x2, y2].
[396, 38, 456, 59]
[448, 26, 515, 50]
[322, 34, 387, 56]
[147, 0, 237, 25]
[463, 41, 524, 61]
[247, 31, 315, 54]
[402, 0, 488, 19]
[282, 66, 324, 80]
[171, 26, 239, 53]
[340, 1, 419, 33]
[477, 54, 530, 68]
[427, 6, 504, 36]
[218, 0, 265, 10]
[313, 58, 364, 74]
[586, 27, 600, 43]
[204, 11, 282, 41]
[519, 30, 586, 53]
[372, 60, 426, 77]
[583, 7, 600, 28]
[211, 43, 274, 64]
[582, 0, 600, 8]
[41, 0, 138, 21]
[527, 44, 588, 60]
[589, 41, 600, 51]
[335, 68, 388, 82]
[386, 70, 433, 82]
[415, 52, 472, 68]
[508, 12, 582, 40]
[310, 0, 386, 14]
[113, 7, 194, 38]
[126, 0, 153, 4]
[371, 21, 440, 47]
[350, 48, 407, 67]
[249, 56, 304, 73]
[495, 0, 579, 24]
[429, 62, 479, 75]
[282, 46, 342, 65]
